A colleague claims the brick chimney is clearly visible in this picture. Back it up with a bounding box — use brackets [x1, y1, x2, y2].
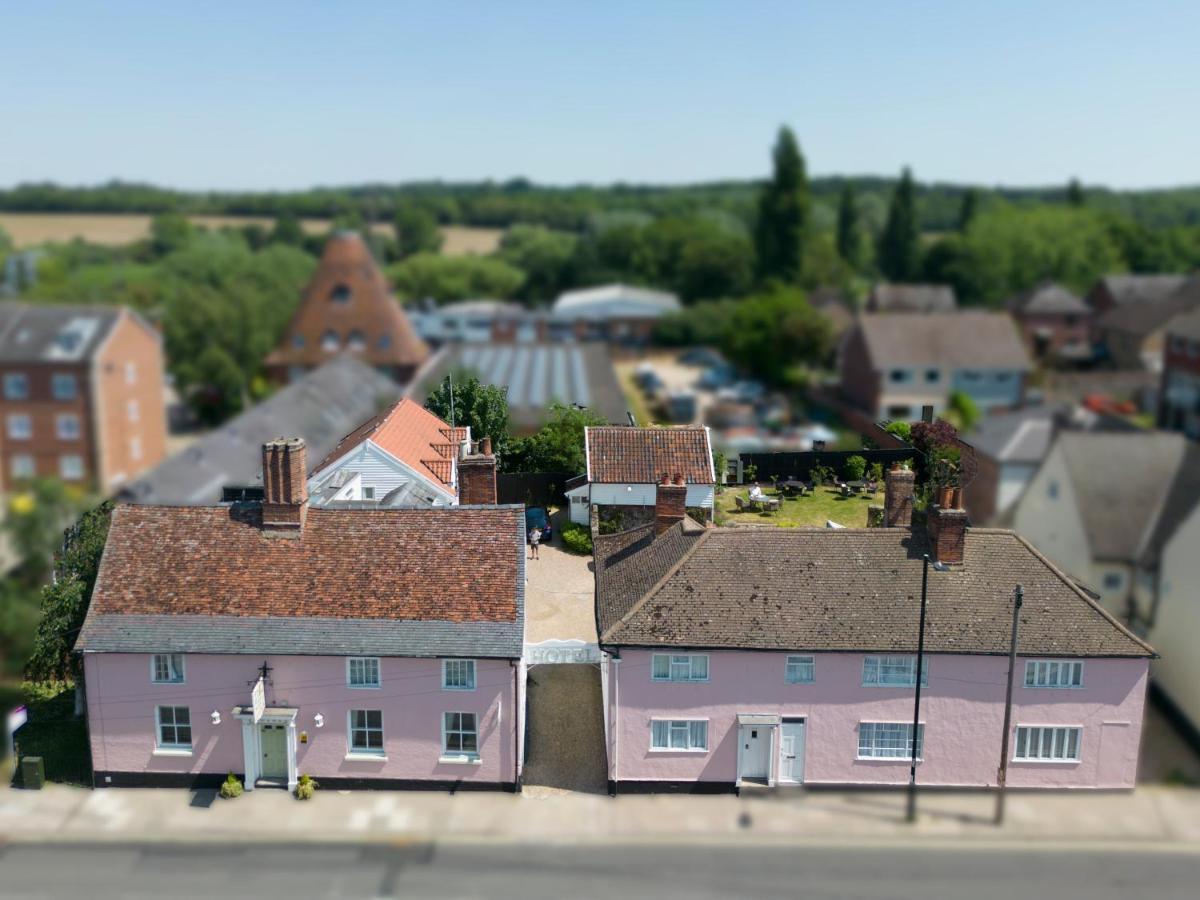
[927, 486, 968, 565]
[655, 472, 688, 535]
[261, 438, 308, 535]
[884, 464, 915, 527]
[458, 437, 497, 505]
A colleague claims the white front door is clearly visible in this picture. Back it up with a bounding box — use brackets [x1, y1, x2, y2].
[739, 725, 771, 781]
[779, 719, 806, 784]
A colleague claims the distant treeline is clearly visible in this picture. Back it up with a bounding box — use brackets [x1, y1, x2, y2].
[4, 177, 1200, 232]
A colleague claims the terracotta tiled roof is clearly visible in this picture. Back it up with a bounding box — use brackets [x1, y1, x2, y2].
[84, 504, 524, 624]
[311, 397, 466, 488]
[586, 426, 714, 484]
[265, 231, 429, 370]
[595, 524, 1153, 658]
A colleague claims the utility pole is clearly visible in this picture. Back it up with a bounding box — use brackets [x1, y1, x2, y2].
[906, 554, 931, 824]
[995, 584, 1023, 826]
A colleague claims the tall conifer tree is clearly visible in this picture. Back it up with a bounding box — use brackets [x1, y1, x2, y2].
[878, 167, 921, 282]
[754, 126, 810, 283]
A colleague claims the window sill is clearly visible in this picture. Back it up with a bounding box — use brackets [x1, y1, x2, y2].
[441, 686, 477, 692]
[856, 756, 922, 763]
[648, 748, 709, 754]
[152, 748, 193, 758]
[438, 755, 481, 765]
[1012, 758, 1080, 765]
[346, 685, 381, 690]
[344, 753, 387, 762]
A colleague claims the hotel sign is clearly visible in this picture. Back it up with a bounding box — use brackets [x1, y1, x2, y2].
[251, 677, 266, 723]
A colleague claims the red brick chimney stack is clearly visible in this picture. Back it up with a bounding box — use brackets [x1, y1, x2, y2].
[261, 438, 308, 536]
[927, 486, 968, 565]
[458, 437, 498, 505]
[655, 472, 688, 535]
[884, 464, 915, 527]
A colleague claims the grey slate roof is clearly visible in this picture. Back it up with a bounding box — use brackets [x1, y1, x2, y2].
[595, 523, 1152, 658]
[0, 302, 124, 362]
[1164, 279, 1200, 342]
[867, 284, 957, 313]
[77, 614, 523, 658]
[968, 406, 1059, 464]
[1093, 274, 1188, 308]
[857, 312, 1032, 370]
[1052, 430, 1196, 563]
[120, 356, 401, 504]
[1008, 282, 1090, 315]
[1098, 276, 1200, 338]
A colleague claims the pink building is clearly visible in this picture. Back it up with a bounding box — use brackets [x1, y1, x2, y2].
[76, 438, 526, 792]
[594, 474, 1154, 793]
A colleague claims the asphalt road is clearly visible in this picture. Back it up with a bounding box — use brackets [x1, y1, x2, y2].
[2, 842, 1196, 899]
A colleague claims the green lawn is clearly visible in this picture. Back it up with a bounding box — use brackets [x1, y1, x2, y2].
[4, 681, 91, 787]
[715, 485, 876, 528]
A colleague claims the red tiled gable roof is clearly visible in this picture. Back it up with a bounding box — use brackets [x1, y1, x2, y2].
[265, 231, 429, 370]
[311, 397, 464, 488]
[586, 426, 714, 484]
[89, 504, 523, 623]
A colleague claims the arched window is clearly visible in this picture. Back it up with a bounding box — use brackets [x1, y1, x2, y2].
[321, 330, 340, 352]
[329, 284, 352, 304]
[347, 330, 367, 352]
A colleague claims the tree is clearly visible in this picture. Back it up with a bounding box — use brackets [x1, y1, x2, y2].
[26, 500, 114, 683]
[3, 479, 88, 588]
[724, 287, 832, 386]
[424, 372, 512, 456]
[394, 206, 443, 258]
[149, 212, 194, 257]
[957, 189, 979, 233]
[878, 167, 922, 282]
[835, 183, 864, 268]
[947, 389, 981, 431]
[754, 126, 810, 283]
[674, 232, 754, 301]
[1066, 178, 1085, 207]
[507, 403, 605, 474]
[387, 253, 525, 302]
[496, 225, 578, 302]
[270, 212, 305, 246]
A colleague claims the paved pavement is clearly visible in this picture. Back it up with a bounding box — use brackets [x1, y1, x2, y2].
[4, 780, 1200, 850]
[522, 510, 597, 645]
[2, 842, 1197, 899]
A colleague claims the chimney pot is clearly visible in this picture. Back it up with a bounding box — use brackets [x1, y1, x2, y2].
[480, 436, 492, 456]
[673, 472, 685, 486]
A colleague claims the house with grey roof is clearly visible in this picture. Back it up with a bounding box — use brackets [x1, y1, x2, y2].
[866, 283, 957, 314]
[839, 312, 1032, 421]
[594, 468, 1152, 792]
[119, 355, 400, 505]
[78, 437, 527, 792]
[1158, 284, 1200, 439]
[962, 406, 1061, 524]
[1007, 281, 1093, 362]
[1011, 429, 1200, 745]
[1094, 275, 1200, 372]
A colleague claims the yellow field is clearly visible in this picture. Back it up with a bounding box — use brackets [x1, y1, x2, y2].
[0, 213, 503, 256]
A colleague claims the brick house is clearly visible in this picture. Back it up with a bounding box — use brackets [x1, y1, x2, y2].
[76, 438, 526, 792]
[1006, 281, 1093, 362]
[1089, 275, 1197, 372]
[594, 470, 1153, 792]
[839, 312, 1031, 420]
[0, 303, 167, 493]
[1158, 288, 1200, 439]
[307, 396, 499, 507]
[264, 232, 430, 385]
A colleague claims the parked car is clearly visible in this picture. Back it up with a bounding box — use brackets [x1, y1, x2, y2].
[698, 365, 735, 390]
[718, 380, 765, 404]
[678, 347, 727, 368]
[525, 506, 553, 543]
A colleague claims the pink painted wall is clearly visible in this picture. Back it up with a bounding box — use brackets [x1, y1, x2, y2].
[84, 652, 519, 785]
[608, 650, 1148, 789]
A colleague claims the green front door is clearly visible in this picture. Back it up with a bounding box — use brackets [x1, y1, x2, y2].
[260, 724, 287, 780]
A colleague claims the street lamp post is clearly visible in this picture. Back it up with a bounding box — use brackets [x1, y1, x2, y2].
[907, 553, 947, 824]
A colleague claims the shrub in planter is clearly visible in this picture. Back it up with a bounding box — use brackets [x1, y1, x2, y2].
[295, 773, 318, 800]
[219, 772, 243, 799]
[561, 522, 593, 555]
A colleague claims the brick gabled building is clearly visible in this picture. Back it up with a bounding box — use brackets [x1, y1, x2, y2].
[264, 232, 429, 385]
[0, 302, 167, 493]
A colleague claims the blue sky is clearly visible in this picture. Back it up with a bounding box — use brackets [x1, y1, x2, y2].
[2, 1, 1197, 191]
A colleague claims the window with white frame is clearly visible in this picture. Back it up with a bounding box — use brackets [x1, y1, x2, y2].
[442, 659, 477, 690]
[650, 719, 708, 751]
[347, 657, 381, 688]
[124, 361, 137, 385]
[151, 654, 185, 684]
[155, 705, 192, 749]
[59, 454, 84, 480]
[56, 413, 80, 440]
[1014, 726, 1081, 762]
[51, 373, 77, 401]
[1024, 660, 1083, 689]
[3, 373, 29, 400]
[127, 398, 140, 423]
[349, 709, 384, 754]
[362, 486, 375, 500]
[651, 653, 709, 682]
[862, 655, 928, 687]
[443, 712, 478, 757]
[130, 436, 143, 461]
[10, 455, 34, 480]
[858, 722, 923, 759]
[785, 655, 815, 684]
[7, 414, 32, 440]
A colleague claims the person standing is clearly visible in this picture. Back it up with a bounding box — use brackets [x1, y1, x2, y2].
[528, 525, 541, 560]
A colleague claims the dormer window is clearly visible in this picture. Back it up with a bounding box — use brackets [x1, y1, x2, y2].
[330, 284, 352, 304]
[347, 330, 367, 352]
[378, 334, 392, 350]
[321, 330, 340, 352]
